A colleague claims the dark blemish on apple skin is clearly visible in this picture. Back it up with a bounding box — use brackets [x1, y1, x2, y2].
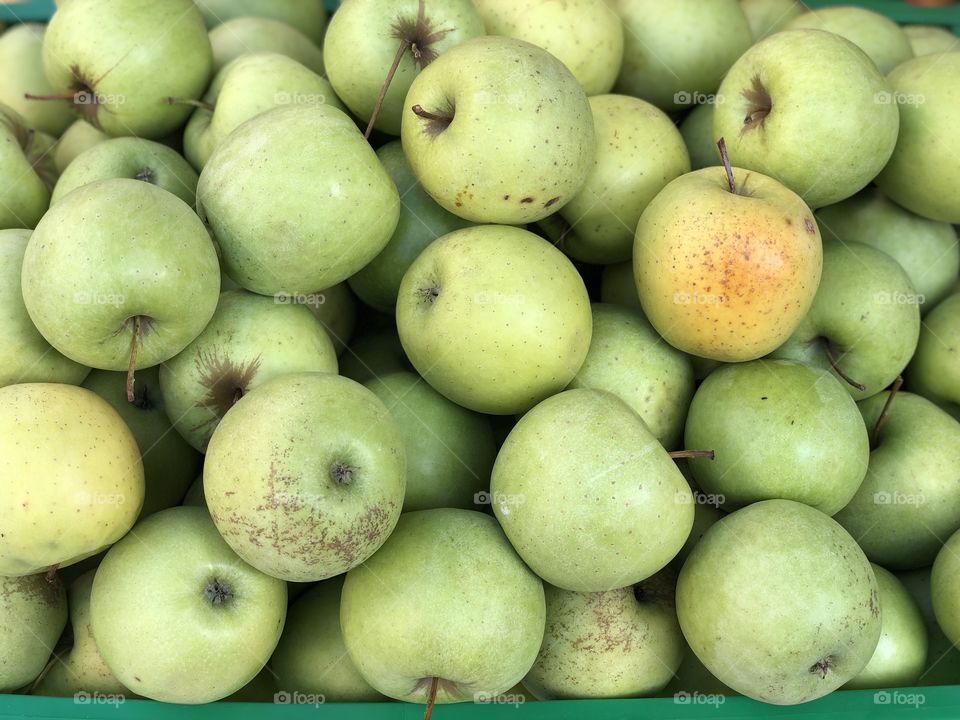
[503, 194, 510, 200]
[520, 197, 534, 204]
[544, 196, 560, 208]
[785, 218, 792, 226]
[805, 218, 816, 234]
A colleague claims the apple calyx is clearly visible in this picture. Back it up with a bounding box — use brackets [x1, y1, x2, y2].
[330, 461, 355, 486]
[195, 351, 262, 428]
[166, 96, 215, 112]
[870, 375, 904, 450]
[134, 167, 155, 184]
[203, 578, 234, 606]
[821, 340, 866, 392]
[809, 655, 834, 680]
[741, 76, 771, 134]
[668, 450, 716, 460]
[418, 283, 441, 304]
[44, 564, 59, 583]
[411, 104, 454, 136]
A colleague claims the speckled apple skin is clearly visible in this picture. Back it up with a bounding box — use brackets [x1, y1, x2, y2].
[0, 573, 67, 691]
[633, 166, 822, 362]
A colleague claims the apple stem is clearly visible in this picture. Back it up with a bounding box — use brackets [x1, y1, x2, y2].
[45, 564, 59, 583]
[126, 316, 142, 404]
[423, 676, 439, 720]
[717, 137, 736, 194]
[166, 97, 215, 112]
[669, 450, 716, 460]
[823, 344, 866, 392]
[23, 92, 77, 102]
[365, 38, 410, 140]
[411, 105, 450, 123]
[871, 375, 903, 450]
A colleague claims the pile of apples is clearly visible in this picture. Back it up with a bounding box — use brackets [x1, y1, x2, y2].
[2, 0, 960, 712]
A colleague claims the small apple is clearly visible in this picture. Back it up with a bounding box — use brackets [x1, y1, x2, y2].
[0, 104, 55, 229]
[401, 36, 595, 224]
[209, 17, 325, 74]
[90, 506, 287, 703]
[739, 0, 804, 40]
[52, 119, 107, 173]
[0, 573, 67, 692]
[903, 25, 959, 56]
[194, 0, 326, 44]
[678, 102, 717, 170]
[0, 24, 73, 135]
[932, 527, 960, 649]
[898, 568, 960, 685]
[909, 292, 960, 415]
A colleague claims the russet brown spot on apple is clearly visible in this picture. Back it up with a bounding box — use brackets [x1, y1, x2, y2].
[192, 350, 262, 432]
[741, 75, 772, 135]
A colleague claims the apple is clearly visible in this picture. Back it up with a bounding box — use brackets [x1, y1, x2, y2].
[613, 0, 753, 111]
[0, 383, 143, 576]
[51, 137, 199, 207]
[739, 0, 804, 39]
[42, 0, 212, 139]
[209, 17, 325, 75]
[898, 568, 960, 685]
[472, 0, 624, 96]
[401, 36, 595, 224]
[0, 573, 67, 692]
[160, 288, 338, 452]
[784, 7, 914, 74]
[772, 241, 921, 400]
[909, 292, 960, 415]
[932, 527, 960, 649]
[874, 53, 960, 223]
[539, 94, 690, 264]
[834, 391, 960, 570]
[670, 490, 725, 570]
[0, 229, 89, 387]
[0, 104, 55, 229]
[340, 508, 546, 704]
[32, 570, 128, 697]
[184, 52, 346, 171]
[664, 650, 734, 698]
[600, 261, 640, 308]
[0, 24, 73, 135]
[816, 188, 959, 311]
[348, 140, 472, 314]
[271, 576, 383, 702]
[204, 372, 405, 581]
[90, 506, 287, 703]
[677, 499, 881, 704]
[633, 165, 822, 362]
[302, 282, 357, 355]
[82, 366, 201, 518]
[714, 29, 899, 209]
[678, 103, 717, 170]
[523, 569, 684, 699]
[339, 330, 414, 384]
[685, 359, 869, 516]
[21, 178, 221, 372]
[567, 303, 695, 450]
[194, 0, 326, 44]
[903, 25, 959, 56]
[396, 225, 591, 414]
[197, 103, 400, 295]
[324, 0, 484, 136]
[845, 565, 927, 690]
[52, 119, 107, 173]
[492, 388, 694, 592]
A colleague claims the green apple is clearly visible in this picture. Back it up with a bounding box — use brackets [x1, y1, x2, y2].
[0, 24, 73, 135]
[51, 137, 199, 207]
[685, 359, 869, 515]
[42, 0, 212, 138]
[339, 330, 413, 384]
[909, 292, 960, 414]
[0, 573, 67, 692]
[739, 0, 804, 39]
[182, 476, 205, 508]
[324, 0, 484, 136]
[538, 94, 690, 264]
[204, 372, 405, 581]
[303, 282, 357, 355]
[184, 52, 346, 171]
[784, 7, 913, 74]
[614, 0, 752, 111]
[159, 289, 338, 452]
[32, 570, 128, 697]
[678, 102, 717, 170]
[492, 389, 694, 591]
[671, 490, 725, 570]
[472, 0, 623, 96]
[932, 527, 960, 649]
[364, 371, 495, 511]
[835, 391, 960, 569]
[271, 576, 383, 702]
[634, 166, 822, 362]
[772, 241, 921, 400]
[0, 383, 144, 576]
[524, 569, 684, 699]
[816, 188, 959, 311]
[401, 36, 595, 224]
[0, 104, 55, 229]
[52, 119, 107, 173]
[396, 225, 591, 414]
[677, 499, 881, 704]
[209, 17, 324, 75]
[568, 303, 694, 449]
[21, 178, 220, 371]
[714, 30, 899, 209]
[197, 103, 399, 295]
[875, 53, 960, 223]
[903, 25, 959, 56]
[898, 567, 960, 685]
[90, 506, 286, 703]
[341, 509, 546, 703]
[845, 565, 926, 690]
[82, 366, 201, 518]
[348, 140, 472, 313]
[600, 261, 640, 308]
[0, 229, 89, 387]
[194, 0, 326, 44]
